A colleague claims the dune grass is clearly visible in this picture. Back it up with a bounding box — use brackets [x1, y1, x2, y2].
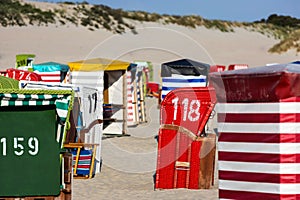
[269, 29, 300, 53]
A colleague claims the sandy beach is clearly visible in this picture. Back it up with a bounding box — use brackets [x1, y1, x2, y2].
[72, 97, 219, 200]
[1, 2, 300, 199]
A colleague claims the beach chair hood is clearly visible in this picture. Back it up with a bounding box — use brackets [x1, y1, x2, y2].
[209, 62, 300, 102]
[33, 62, 69, 72]
[161, 58, 210, 77]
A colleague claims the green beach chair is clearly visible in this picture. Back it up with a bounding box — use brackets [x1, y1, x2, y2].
[0, 77, 74, 198]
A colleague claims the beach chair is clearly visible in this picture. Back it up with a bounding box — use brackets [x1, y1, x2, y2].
[64, 143, 99, 179]
[0, 76, 74, 199]
[155, 87, 217, 190]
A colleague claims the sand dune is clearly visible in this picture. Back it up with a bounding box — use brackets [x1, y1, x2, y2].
[0, 19, 299, 76]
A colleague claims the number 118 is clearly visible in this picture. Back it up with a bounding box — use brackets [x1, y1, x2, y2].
[172, 97, 201, 122]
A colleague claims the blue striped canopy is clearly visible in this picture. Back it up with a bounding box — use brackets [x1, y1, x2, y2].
[160, 59, 210, 100]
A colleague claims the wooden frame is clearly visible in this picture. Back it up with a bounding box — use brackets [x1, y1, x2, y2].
[63, 143, 99, 179]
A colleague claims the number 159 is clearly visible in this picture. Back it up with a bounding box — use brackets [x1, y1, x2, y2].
[0, 137, 39, 156]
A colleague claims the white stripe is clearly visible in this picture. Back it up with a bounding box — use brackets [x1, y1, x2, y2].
[14, 100, 23, 106]
[217, 102, 300, 113]
[43, 94, 53, 99]
[218, 161, 300, 174]
[162, 81, 206, 88]
[1, 100, 9, 106]
[29, 100, 36, 106]
[5, 94, 12, 98]
[218, 123, 300, 133]
[17, 94, 25, 99]
[219, 180, 300, 194]
[40, 76, 61, 81]
[70, 80, 103, 86]
[70, 71, 103, 76]
[168, 75, 206, 79]
[219, 142, 300, 154]
[56, 124, 62, 142]
[20, 81, 76, 91]
[42, 100, 50, 105]
[31, 94, 39, 99]
[56, 109, 68, 118]
[161, 90, 171, 96]
[36, 71, 61, 75]
[23, 85, 73, 91]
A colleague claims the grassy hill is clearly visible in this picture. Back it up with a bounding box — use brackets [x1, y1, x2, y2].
[1, 0, 300, 53]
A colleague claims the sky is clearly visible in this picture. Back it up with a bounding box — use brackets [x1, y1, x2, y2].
[39, 0, 300, 22]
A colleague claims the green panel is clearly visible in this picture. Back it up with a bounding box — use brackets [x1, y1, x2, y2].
[0, 76, 19, 89]
[16, 54, 35, 68]
[0, 105, 60, 197]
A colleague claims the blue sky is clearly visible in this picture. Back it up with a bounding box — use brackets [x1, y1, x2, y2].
[42, 0, 300, 22]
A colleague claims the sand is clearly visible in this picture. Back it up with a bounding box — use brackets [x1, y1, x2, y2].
[72, 97, 219, 200]
[1, 2, 300, 199]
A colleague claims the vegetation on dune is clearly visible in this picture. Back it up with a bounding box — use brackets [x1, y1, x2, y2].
[0, 0, 55, 26]
[255, 14, 300, 53]
[268, 29, 300, 53]
[261, 14, 300, 29]
[71, 4, 136, 33]
[1, 0, 299, 53]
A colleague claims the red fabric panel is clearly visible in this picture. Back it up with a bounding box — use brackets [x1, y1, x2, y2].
[218, 113, 300, 123]
[76, 165, 90, 169]
[218, 133, 300, 143]
[219, 152, 300, 163]
[219, 171, 300, 184]
[209, 64, 300, 102]
[155, 129, 177, 189]
[174, 133, 187, 188]
[6, 68, 41, 81]
[188, 141, 201, 189]
[219, 189, 300, 200]
[175, 133, 190, 188]
[78, 155, 92, 160]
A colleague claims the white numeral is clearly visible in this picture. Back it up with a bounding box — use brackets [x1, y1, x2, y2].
[188, 100, 201, 121]
[14, 137, 24, 156]
[182, 98, 189, 121]
[28, 137, 39, 156]
[172, 98, 201, 122]
[25, 73, 31, 81]
[12, 71, 16, 79]
[19, 71, 25, 79]
[0, 138, 6, 156]
[172, 97, 179, 120]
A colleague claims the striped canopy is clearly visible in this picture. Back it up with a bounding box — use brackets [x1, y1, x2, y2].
[0, 89, 73, 123]
[161, 75, 207, 99]
[161, 59, 210, 100]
